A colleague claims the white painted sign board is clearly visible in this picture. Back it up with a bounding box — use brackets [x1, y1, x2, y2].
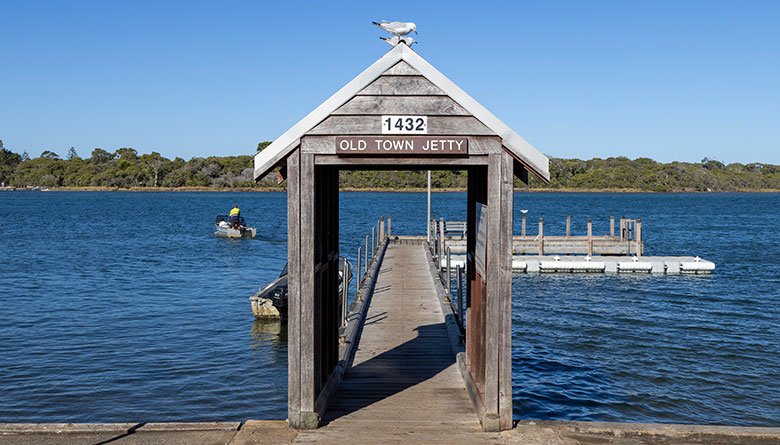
[381, 115, 428, 134]
[474, 202, 488, 279]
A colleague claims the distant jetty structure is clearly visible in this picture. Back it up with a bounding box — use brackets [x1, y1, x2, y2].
[431, 214, 715, 274]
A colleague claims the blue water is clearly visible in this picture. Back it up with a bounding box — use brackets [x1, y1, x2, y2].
[507, 193, 780, 426]
[1, 191, 778, 426]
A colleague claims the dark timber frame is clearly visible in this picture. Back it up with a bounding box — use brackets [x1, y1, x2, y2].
[255, 43, 549, 431]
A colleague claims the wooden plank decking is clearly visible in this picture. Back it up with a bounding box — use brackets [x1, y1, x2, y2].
[294, 243, 502, 444]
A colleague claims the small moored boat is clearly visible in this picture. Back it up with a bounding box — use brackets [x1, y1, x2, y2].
[215, 215, 256, 238]
[250, 258, 352, 319]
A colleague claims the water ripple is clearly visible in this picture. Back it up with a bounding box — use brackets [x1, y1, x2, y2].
[2, 191, 778, 426]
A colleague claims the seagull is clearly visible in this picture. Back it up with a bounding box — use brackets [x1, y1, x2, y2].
[372, 20, 417, 37]
[380, 36, 417, 47]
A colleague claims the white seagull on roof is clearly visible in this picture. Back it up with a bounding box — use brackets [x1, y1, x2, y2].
[372, 20, 417, 37]
[380, 36, 417, 47]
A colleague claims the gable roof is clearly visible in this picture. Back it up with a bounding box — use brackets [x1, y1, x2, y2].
[254, 43, 549, 181]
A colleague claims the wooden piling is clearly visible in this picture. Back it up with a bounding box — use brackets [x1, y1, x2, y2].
[379, 216, 385, 245]
[587, 218, 593, 256]
[636, 219, 642, 257]
[521, 212, 526, 236]
[610, 215, 615, 237]
[566, 215, 571, 237]
[387, 214, 391, 238]
[538, 218, 544, 255]
[620, 217, 627, 241]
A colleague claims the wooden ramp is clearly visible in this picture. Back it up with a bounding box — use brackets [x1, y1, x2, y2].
[294, 243, 503, 444]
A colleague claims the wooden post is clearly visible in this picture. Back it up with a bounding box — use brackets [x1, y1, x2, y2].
[478, 151, 514, 431]
[538, 218, 544, 255]
[379, 216, 385, 245]
[610, 215, 615, 237]
[636, 219, 642, 257]
[497, 151, 514, 431]
[521, 212, 526, 236]
[299, 152, 316, 425]
[387, 214, 391, 238]
[484, 153, 502, 428]
[587, 218, 593, 256]
[365, 235, 369, 269]
[566, 215, 571, 237]
[371, 225, 375, 256]
[465, 164, 487, 424]
[286, 149, 302, 427]
[620, 217, 626, 241]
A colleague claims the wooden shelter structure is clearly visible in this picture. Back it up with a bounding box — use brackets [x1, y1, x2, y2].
[254, 43, 550, 431]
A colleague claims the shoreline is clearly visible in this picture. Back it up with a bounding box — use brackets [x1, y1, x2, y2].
[3, 186, 779, 193]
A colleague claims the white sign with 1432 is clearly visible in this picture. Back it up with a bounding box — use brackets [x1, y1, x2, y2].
[381, 115, 427, 134]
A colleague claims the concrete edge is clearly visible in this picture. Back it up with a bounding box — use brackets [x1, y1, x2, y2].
[242, 420, 290, 428]
[0, 422, 241, 434]
[512, 420, 780, 441]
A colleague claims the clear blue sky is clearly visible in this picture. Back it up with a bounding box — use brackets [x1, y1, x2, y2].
[1, 1, 778, 164]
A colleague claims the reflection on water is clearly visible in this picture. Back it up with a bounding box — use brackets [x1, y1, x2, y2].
[251, 319, 285, 341]
[249, 319, 288, 372]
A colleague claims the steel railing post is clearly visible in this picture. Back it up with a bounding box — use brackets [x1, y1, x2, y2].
[457, 265, 464, 328]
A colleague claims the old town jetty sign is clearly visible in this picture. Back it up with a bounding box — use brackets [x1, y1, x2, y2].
[336, 136, 468, 156]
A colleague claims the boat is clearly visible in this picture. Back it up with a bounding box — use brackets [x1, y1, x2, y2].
[214, 215, 256, 238]
[250, 257, 353, 319]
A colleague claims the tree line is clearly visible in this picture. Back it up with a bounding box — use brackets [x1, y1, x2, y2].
[1, 140, 778, 192]
[0, 142, 278, 189]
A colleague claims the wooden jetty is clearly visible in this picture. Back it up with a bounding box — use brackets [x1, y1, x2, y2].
[295, 241, 502, 443]
[439, 215, 645, 256]
[249, 39, 708, 437]
[431, 216, 715, 274]
[254, 42, 533, 430]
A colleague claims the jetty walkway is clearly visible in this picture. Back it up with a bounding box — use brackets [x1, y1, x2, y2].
[295, 242, 501, 444]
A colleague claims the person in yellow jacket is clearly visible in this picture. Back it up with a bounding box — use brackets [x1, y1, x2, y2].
[229, 205, 240, 229]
